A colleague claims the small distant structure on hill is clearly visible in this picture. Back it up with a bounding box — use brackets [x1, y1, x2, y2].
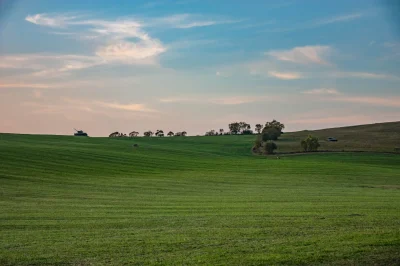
[74, 129, 88, 137]
[327, 137, 338, 142]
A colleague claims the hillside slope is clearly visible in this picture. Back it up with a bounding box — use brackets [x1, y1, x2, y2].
[0, 124, 400, 265]
[275, 121, 400, 153]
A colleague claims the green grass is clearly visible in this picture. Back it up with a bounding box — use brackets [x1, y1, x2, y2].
[276, 121, 400, 153]
[1, 128, 400, 265]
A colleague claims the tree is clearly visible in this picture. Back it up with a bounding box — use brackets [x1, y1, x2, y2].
[181, 131, 187, 136]
[262, 119, 285, 140]
[229, 122, 240, 134]
[167, 131, 174, 137]
[109, 131, 119, 137]
[155, 130, 164, 137]
[261, 127, 281, 141]
[206, 129, 216, 136]
[255, 124, 263, 134]
[219, 129, 224, 135]
[239, 122, 249, 133]
[254, 137, 262, 149]
[264, 119, 285, 133]
[301, 135, 320, 152]
[264, 141, 277, 154]
[144, 131, 153, 137]
[129, 131, 139, 137]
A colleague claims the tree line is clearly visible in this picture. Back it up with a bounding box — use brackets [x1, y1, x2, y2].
[107, 119, 321, 154]
[109, 130, 187, 138]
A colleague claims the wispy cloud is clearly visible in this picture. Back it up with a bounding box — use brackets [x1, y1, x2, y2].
[263, 11, 365, 33]
[63, 97, 158, 113]
[25, 13, 78, 27]
[268, 71, 302, 80]
[159, 95, 279, 105]
[0, 54, 105, 77]
[288, 114, 399, 127]
[301, 90, 400, 108]
[266, 45, 332, 65]
[313, 12, 364, 26]
[302, 88, 340, 95]
[208, 96, 274, 105]
[331, 71, 399, 80]
[150, 14, 241, 29]
[95, 101, 157, 112]
[0, 83, 53, 89]
[25, 13, 166, 65]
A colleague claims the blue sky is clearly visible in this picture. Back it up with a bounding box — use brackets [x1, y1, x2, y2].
[0, 0, 399, 136]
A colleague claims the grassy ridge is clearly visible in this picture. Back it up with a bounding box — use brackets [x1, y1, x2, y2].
[278, 121, 400, 153]
[0, 132, 400, 265]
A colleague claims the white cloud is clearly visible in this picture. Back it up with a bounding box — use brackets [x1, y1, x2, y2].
[149, 14, 240, 29]
[302, 88, 340, 95]
[96, 40, 165, 63]
[268, 71, 302, 80]
[25, 13, 77, 27]
[313, 12, 364, 26]
[25, 13, 166, 65]
[267, 45, 332, 65]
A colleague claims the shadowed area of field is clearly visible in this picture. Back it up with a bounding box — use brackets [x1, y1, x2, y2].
[0, 122, 399, 265]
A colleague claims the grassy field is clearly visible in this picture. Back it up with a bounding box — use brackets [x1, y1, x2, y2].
[277, 121, 400, 153]
[1, 123, 400, 265]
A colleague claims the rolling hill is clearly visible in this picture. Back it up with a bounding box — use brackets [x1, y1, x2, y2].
[0, 122, 399, 265]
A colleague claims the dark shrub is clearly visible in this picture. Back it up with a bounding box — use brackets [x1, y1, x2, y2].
[264, 141, 277, 154]
[301, 135, 320, 152]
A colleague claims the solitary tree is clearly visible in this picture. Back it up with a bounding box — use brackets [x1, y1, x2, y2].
[301, 135, 320, 152]
[109, 131, 119, 137]
[262, 119, 285, 140]
[181, 131, 187, 136]
[155, 130, 164, 137]
[261, 127, 281, 141]
[144, 131, 153, 137]
[167, 131, 174, 137]
[264, 119, 285, 133]
[129, 131, 139, 137]
[255, 124, 263, 134]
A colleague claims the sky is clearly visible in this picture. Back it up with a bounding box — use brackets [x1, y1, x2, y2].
[0, 0, 399, 136]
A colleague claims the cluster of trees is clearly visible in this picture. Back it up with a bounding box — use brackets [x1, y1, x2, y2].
[228, 122, 252, 135]
[206, 120, 287, 137]
[253, 119, 285, 154]
[109, 130, 187, 138]
[205, 122, 262, 136]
